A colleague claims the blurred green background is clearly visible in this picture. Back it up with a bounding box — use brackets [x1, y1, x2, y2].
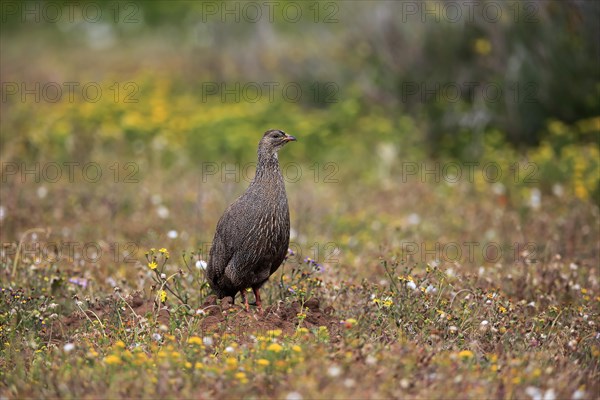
[1, 0, 599, 280]
[2, 1, 598, 178]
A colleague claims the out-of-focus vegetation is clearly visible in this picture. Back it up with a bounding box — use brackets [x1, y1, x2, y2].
[1, 1, 599, 201]
[1, 1, 599, 399]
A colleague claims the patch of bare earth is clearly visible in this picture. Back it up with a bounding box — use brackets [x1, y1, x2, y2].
[198, 295, 341, 342]
[50, 294, 341, 343]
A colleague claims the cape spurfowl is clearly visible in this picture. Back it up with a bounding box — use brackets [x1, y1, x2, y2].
[206, 129, 296, 310]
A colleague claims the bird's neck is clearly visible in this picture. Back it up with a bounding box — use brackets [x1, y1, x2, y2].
[254, 151, 282, 184]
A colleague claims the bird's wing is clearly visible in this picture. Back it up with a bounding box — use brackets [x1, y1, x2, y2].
[206, 209, 235, 283]
[207, 197, 254, 278]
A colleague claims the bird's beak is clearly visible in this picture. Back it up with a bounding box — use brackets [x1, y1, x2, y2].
[284, 134, 297, 142]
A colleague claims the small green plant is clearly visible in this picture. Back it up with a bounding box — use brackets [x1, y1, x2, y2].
[144, 248, 211, 311]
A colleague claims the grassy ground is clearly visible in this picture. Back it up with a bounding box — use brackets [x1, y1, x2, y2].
[0, 154, 598, 398]
[1, 17, 599, 399]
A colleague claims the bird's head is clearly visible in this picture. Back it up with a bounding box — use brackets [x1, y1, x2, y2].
[259, 129, 296, 157]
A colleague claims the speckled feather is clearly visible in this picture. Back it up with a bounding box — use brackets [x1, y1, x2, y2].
[206, 130, 294, 299]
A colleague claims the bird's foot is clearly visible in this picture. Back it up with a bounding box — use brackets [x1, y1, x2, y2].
[248, 302, 264, 315]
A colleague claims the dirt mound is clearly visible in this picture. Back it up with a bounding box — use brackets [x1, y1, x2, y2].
[51, 294, 341, 343]
[197, 296, 342, 342]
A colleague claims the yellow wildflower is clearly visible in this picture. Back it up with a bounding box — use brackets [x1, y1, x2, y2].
[158, 290, 167, 303]
[267, 329, 282, 337]
[458, 350, 474, 360]
[257, 358, 270, 366]
[235, 372, 248, 383]
[474, 38, 492, 56]
[267, 343, 283, 353]
[148, 261, 158, 270]
[188, 336, 203, 346]
[104, 355, 122, 365]
[157, 350, 168, 359]
[114, 340, 126, 349]
[133, 352, 148, 366]
[226, 357, 238, 368]
[291, 345, 302, 353]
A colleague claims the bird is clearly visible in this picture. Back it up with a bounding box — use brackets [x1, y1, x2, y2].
[206, 129, 296, 311]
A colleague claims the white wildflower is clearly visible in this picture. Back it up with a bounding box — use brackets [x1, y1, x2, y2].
[286, 392, 303, 400]
[327, 365, 342, 377]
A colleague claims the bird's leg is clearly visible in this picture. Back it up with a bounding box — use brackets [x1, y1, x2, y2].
[240, 290, 249, 312]
[252, 287, 262, 312]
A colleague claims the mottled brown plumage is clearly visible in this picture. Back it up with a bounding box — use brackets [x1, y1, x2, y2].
[206, 129, 296, 310]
